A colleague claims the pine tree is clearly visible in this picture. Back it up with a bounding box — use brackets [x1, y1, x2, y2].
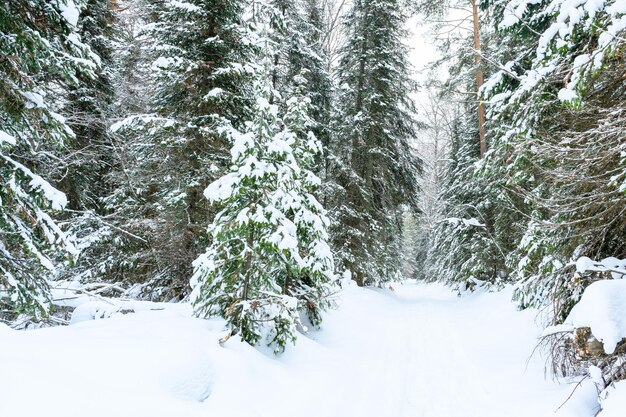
[0, 0, 97, 317]
[330, 0, 421, 286]
[190, 69, 335, 353]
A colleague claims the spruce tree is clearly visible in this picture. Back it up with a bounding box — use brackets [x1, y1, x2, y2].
[417, 0, 529, 290]
[262, 0, 333, 149]
[287, 0, 333, 150]
[190, 70, 335, 353]
[474, 0, 626, 390]
[99, 0, 252, 298]
[424, 115, 508, 288]
[482, 0, 626, 315]
[0, 0, 97, 317]
[330, 0, 421, 286]
[48, 0, 121, 291]
[58, 0, 116, 212]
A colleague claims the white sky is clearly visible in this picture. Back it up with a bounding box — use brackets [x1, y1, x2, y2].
[406, 16, 442, 87]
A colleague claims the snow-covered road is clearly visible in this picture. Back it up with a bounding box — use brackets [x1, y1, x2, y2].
[280, 282, 597, 417]
[0, 281, 599, 417]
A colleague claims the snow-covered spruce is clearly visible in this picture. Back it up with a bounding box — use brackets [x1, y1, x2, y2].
[329, 0, 421, 286]
[190, 74, 336, 352]
[0, 0, 97, 319]
[480, 0, 626, 315]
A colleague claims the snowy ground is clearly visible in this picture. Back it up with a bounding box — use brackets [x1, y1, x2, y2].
[0, 281, 603, 417]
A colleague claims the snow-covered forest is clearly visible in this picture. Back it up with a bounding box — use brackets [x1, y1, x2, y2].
[1, 0, 625, 415]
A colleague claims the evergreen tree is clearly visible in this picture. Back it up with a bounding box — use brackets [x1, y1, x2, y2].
[49, 0, 120, 290]
[59, 0, 116, 212]
[190, 70, 335, 353]
[0, 0, 97, 317]
[482, 0, 626, 315]
[261, 0, 334, 150]
[98, 0, 252, 298]
[412, 86, 454, 281]
[419, 0, 528, 290]
[288, 0, 333, 150]
[472, 0, 626, 390]
[424, 116, 508, 288]
[330, 0, 421, 286]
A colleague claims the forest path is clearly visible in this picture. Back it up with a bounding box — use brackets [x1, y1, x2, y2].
[0, 282, 597, 417]
[278, 281, 597, 417]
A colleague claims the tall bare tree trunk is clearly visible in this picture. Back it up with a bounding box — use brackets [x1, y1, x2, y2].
[471, 0, 487, 157]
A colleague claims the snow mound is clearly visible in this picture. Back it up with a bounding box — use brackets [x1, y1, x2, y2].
[69, 299, 182, 324]
[156, 342, 214, 402]
[567, 279, 626, 354]
[599, 380, 626, 417]
[70, 300, 127, 323]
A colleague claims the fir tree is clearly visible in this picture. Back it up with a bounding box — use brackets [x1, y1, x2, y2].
[98, 0, 252, 298]
[482, 0, 626, 314]
[190, 71, 335, 353]
[58, 0, 116, 212]
[0, 0, 97, 317]
[330, 0, 421, 286]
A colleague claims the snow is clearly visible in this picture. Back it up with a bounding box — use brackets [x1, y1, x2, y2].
[109, 115, 174, 133]
[67, 299, 174, 325]
[542, 323, 576, 336]
[66, 32, 83, 50]
[4, 155, 68, 210]
[170, 0, 201, 12]
[443, 217, 486, 227]
[599, 381, 626, 417]
[21, 91, 46, 109]
[0, 130, 16, 145]
[0, 282, 600, 417]
[492, 0, 626, 109]
[57, 0, 80, 28]
[558, 88, 578, 101]
[600, 15, 626, 49]
[575, 256, 626, 279]
[566, 279, 626, 354]
[499, 0, 543, 29]
[607, 1, 626, 13]
[589, 365, 604, 385]
[576, 256, 598, 273]
[206, 87, 224, 97]
[152, 56, 174, 69]
[203, 172, 239, 201]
